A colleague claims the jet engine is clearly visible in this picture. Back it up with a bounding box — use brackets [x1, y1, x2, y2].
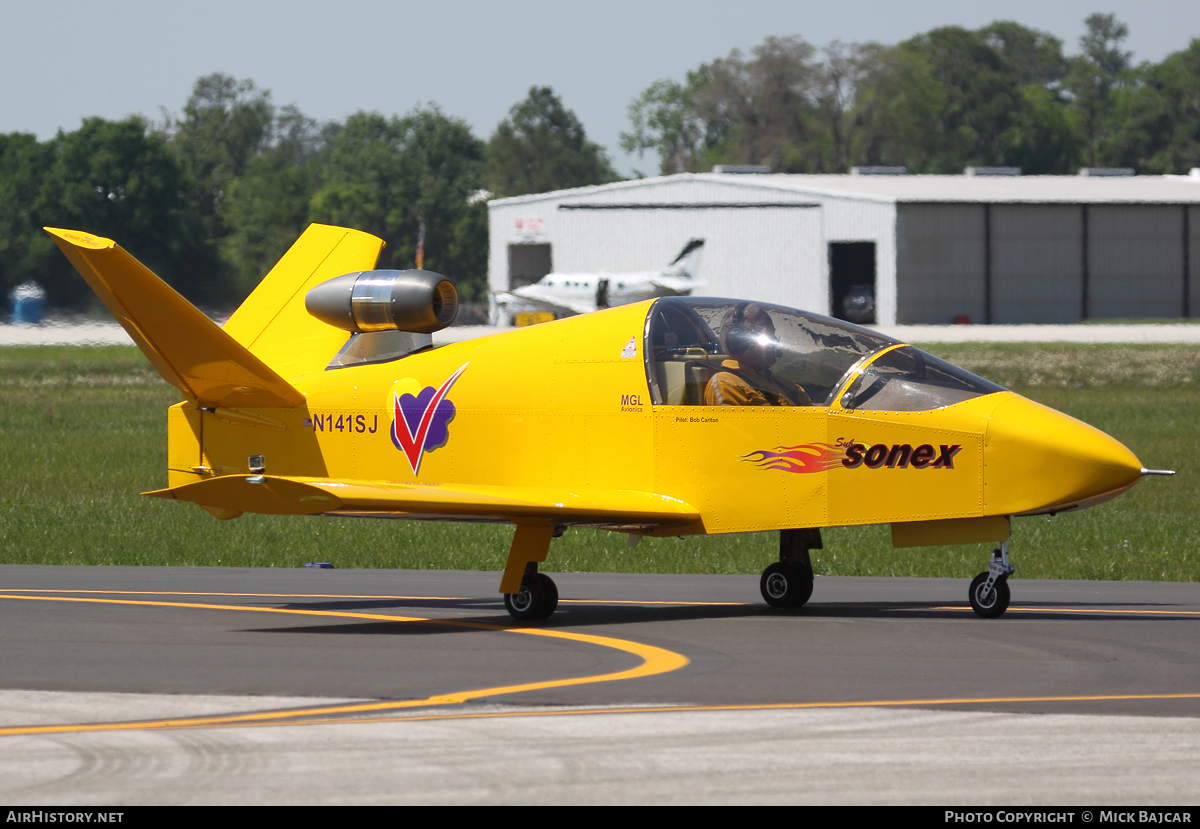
[305, 270, 459, 334]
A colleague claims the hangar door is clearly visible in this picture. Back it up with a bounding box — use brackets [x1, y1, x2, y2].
[554, 202, 824, 312]
[829, 242, 876, 324]
[899, 203, 1193, 324]
[991, 205, 1082, 324]
[1088, 206, 1185, 319]
[507, 243, 552, 290]
[895, 204, 987, 325]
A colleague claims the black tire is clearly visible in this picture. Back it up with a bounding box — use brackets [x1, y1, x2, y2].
[969, 572, 1011, 618]
[503, 573, 558, 621]
[537, 574, 559, 618]
[760, 561, 814, 609]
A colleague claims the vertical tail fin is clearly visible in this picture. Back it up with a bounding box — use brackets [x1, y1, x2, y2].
[664, 238, 705, 279]
[222, 224, 386, 379]
[46, 228, 305, 408]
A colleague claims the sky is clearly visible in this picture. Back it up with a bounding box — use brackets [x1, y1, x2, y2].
[2, 0, 1197, 176]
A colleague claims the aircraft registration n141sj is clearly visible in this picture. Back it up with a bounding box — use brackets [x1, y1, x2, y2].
[46, 224, 1172, 620]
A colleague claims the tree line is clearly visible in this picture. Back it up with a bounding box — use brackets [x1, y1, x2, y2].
[2, 13, 1198, 311]
[0, 78, 615, 309]
[623, 14, 1200, 176]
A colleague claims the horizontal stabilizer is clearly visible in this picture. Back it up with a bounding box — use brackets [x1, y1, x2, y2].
[45, 228, 304, 408]
[649, 275, 707, 293]
[147, 475, 701, 528]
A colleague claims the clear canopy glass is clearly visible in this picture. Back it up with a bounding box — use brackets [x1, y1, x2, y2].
[645, 297, 1005, 410]
[838, 346, 1005, 411]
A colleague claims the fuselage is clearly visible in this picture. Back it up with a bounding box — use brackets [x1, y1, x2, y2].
[170, 300, 1145, 535]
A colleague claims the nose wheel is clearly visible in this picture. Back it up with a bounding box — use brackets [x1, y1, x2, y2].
[760, 561, 813, 608]
[504, 572, 559, 621]
[969, 542, 1014, 618]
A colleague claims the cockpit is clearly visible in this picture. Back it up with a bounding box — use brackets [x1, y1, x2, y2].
[644, 297, 1004, 411]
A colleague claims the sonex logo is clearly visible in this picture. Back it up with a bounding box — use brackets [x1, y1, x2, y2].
[744, 438, 960, 473]
[841, 440, 960, 469]
[390, 363, 468, 475]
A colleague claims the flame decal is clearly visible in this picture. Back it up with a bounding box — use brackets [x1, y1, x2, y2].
[743, 442, 845, 474]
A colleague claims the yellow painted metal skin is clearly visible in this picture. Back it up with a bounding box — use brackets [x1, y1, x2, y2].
[221, 224, 384, 380]
[892, 516, 1010, 549]
[513, 311, 556, 327]
[49, 225, 1149, 591]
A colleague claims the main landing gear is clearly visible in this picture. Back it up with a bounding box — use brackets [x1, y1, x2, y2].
[761, 528, 820, 608]
[969, 541, 1014, 618]
[500, 524, 561, 621]
[504, 564, 559, 621]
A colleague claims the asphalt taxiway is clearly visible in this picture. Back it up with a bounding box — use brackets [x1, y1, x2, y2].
[1, 566, 1198, 804]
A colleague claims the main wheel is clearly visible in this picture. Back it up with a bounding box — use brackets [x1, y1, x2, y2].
[504, 573, 559, 621]
[537, 573, 559, 617]
[760, 562, 814, 608]
[968, 572, 1011, 618]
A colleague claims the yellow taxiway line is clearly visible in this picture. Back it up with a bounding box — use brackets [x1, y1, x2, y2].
[0, 588, 745, 607]
[4, 589, 1196, 615]
[937, 606, 1200, 617]
[235, 691, 1200, 731]
[3, 589, 1193, 616]
[0, 592, 688, 738]
[0, 590, 1196, 737]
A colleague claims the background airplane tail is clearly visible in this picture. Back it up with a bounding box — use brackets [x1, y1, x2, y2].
[663, 238, 705, 280]
[46, 228, 306, 408]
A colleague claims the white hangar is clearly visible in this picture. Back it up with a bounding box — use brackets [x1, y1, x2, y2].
[487, 171, 1200, 325]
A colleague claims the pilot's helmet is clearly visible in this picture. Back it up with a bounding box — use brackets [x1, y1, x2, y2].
[720, 302, 775, 356]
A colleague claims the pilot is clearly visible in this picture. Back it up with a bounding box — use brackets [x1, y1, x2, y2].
[704, 302, 811, 406]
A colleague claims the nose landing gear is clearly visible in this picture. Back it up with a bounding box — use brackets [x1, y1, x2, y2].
[969, 541, 1014, 618]
[761, 528, 820, 608]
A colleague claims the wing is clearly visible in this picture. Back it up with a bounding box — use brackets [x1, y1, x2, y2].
[145, 475, 701, 531]
[508, 284, 596, 316]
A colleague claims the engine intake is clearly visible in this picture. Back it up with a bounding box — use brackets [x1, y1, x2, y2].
[305, 270, 459, 334]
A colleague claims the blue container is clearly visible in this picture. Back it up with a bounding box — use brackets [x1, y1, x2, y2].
[12, 296, 45, 325]
[10, 282, 46, 325]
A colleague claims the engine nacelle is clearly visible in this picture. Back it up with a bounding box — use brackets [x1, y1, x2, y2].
[305, 270, 459, 334]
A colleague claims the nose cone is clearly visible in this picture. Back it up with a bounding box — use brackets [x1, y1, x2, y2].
[984, 395, 1144, 515]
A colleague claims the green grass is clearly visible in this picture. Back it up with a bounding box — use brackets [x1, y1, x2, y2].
[1, 343, 1196, 580]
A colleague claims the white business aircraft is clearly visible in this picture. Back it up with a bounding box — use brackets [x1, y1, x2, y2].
[494, 239, 705, 324]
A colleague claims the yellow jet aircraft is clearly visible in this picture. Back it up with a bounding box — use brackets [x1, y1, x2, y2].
[46, 224, 1172, 620]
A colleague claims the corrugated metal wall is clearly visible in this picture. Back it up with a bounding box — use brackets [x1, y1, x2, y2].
[895, 205, 986, 324]
[822, 199, 898, 324]
[898, 203, 1193, 324]
[489, 202, 560, 294]
[992, 205, 1083, 324]
[555, 205, 825, 311]
[1088, 206, 1184, 319]
[490, 179, 900, 321]
[1190, 205, 1199, 319]
[492, 177, 1199, 326]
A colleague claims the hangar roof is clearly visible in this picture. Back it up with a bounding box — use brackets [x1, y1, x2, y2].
[490, 172, 1200, 206]
[764, 173, 1200, 204]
